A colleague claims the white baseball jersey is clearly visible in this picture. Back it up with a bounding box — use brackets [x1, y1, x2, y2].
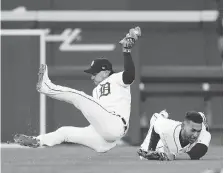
[92, 71, 131, 121]
[154, 117, 211, 155]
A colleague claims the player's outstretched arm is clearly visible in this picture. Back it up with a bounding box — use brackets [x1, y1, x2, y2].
[119, 27, 141, 84]
[122, 52, 135, 84]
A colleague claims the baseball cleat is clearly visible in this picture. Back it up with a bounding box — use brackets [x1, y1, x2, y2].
[36, 64, 50, 93]
[137, 148, 148, 160]
[14, 134, 40, 148]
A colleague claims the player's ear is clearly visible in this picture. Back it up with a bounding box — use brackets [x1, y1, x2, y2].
[104, 70, 110, 77]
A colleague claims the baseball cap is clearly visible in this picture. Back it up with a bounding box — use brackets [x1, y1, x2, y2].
[84, 58, 113, 75]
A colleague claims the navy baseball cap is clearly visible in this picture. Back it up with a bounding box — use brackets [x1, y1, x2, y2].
[84, 58, 113, 75]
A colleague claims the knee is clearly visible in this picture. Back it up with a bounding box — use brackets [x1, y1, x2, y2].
[150, 111, 168, 126]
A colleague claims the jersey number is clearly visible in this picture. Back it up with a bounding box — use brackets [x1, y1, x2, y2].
[99, 82, 111, 98]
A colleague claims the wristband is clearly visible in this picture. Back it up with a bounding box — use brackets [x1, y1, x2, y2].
[123, 48, 131, 53]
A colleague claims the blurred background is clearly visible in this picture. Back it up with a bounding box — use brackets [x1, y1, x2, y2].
[1, 0, 223, 146]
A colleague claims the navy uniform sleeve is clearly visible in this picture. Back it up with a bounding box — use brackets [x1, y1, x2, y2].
[187, 143, 208, 160]
[147, 127, 161, 151]
[187, 130, 211, 160]
[122, 52, 135, 84]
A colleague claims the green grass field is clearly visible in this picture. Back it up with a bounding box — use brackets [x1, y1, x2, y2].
[1, 145, 222, 173]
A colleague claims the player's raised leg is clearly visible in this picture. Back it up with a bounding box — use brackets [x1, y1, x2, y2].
[36, 64, 78, 105]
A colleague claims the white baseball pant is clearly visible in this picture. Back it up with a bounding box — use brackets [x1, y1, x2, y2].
[37, 125, 116, 152]
[37, 80, 127, 152]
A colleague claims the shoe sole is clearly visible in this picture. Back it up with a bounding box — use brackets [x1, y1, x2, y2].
[14, 134, 40, 148]
[36, 64, 47, 92]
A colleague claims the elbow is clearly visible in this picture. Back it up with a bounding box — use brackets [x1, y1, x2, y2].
[190, 156, 201, 160]
[189, 152, 206, 160]
[189, 151, 206, 160]
[187, 143, 208, 160]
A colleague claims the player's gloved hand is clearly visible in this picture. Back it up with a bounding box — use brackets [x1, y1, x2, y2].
[145, 150, 170, 161]
[137, 148, 175, 161]
[119, 26, 141, 53]
[137, 148, 165, 160]
[137, 148, 148, 159]
[164, 152, 176, 161]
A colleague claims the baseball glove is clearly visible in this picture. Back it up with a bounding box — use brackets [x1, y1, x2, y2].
[137, 148, 148, 159]
[119, 26, 141, 52]
[145, 150, 170, 161]
[137, 149, 170, 161]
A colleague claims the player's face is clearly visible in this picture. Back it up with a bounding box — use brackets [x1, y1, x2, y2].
[182, 121, 202, 144]
[91, 71, 109, 85]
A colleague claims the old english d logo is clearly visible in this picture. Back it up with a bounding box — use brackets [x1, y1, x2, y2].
[99, 82, 111, 98]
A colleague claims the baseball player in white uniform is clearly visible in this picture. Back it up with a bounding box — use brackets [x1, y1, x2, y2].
[14, 27, 141, 152]
[137, 110, 211, 160]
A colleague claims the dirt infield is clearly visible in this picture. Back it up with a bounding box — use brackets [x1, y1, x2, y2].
[1, 145, 222, 173]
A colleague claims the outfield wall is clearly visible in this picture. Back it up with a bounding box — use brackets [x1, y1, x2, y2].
[1, 25, 222, 144]
[1, 0, 222, 144]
